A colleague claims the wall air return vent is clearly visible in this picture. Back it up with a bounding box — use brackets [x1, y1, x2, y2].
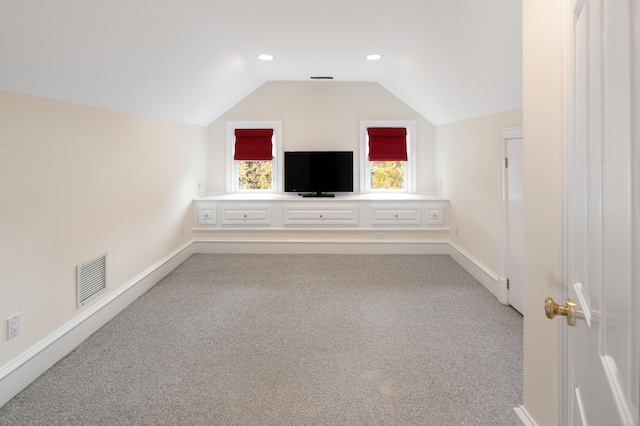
[77, 252, 107, 309]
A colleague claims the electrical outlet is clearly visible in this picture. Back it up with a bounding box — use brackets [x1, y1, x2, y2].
[8, 313, 20, 340]
[375, 232, 384, 239]
[197, 180, 202, 191]
[455, 224, 459, 236]
[181, 222, 186, 235]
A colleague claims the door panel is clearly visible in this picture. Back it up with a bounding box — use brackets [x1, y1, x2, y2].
[601, 0, 633, 405]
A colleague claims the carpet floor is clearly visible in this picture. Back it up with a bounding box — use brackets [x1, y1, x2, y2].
[0, 254, 523, 425]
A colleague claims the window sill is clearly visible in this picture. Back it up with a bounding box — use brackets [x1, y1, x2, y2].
[194, 192, 449, 202]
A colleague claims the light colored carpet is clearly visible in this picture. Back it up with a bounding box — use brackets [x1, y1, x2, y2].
[0, 254, 522, 425]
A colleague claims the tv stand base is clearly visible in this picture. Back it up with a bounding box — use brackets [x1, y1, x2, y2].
[302, 193, 335, 198]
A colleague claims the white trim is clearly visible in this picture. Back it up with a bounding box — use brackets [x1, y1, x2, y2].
[359, 120, 417, 194]
[193, 238, 449, 255]
[498, 126, 523, 307]
[195, 192, 448, 201]
[193, 227, 450, 233]
[0, 240, 195, 408]
[558, 0, 572, 423]
[226, 121, 283, 194]
[514, 405, 539, 426]
[447, 240, 506, 304]
[193, 236, 507, 300]
[188, 239, 506, 291]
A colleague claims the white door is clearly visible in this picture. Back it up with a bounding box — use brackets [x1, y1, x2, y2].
[557, 0, 639, 424]
[506, 138, 524, 314]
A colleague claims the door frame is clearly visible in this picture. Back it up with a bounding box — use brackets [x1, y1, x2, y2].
[558, 0, 572, 423]
[498, 126, 524, 307]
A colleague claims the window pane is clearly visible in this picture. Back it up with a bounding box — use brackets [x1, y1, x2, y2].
[370, 161, 405, 190]
[238, 161, 272, 190]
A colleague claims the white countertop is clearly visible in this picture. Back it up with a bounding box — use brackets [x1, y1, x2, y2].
[194, 192, 449, 201]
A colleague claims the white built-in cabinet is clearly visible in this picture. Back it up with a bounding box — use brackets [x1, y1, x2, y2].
[193, 193, 447, 230]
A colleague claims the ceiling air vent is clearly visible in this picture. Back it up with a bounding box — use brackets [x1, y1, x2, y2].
[310, 76, 334, 80]
[77, 252, 107, 308]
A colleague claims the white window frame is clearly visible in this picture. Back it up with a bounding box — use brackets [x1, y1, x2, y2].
[359, 120, 417, 193]
[226, 121, 283, 194]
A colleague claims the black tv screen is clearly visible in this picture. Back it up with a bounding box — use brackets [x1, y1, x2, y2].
[284, 151, 353, 196]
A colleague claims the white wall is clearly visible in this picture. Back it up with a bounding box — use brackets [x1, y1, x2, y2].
[522, 0, 561, 424]
[206, 81, 436, 193]
[435, 109, 523, 273]
[0, 90, 207, 369]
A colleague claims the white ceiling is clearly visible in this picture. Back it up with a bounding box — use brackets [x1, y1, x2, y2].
[0, 0, 522, 126]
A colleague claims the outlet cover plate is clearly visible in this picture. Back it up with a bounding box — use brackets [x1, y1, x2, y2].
[8, 313, 20, 340]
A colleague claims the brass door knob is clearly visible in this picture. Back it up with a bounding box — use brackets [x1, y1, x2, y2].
[545, 297, 577, 326]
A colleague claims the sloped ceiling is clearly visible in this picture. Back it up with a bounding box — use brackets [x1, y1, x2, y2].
[0, 0, 521, 126]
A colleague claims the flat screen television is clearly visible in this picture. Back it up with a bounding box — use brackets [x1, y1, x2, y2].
[284, 151, 353, 197]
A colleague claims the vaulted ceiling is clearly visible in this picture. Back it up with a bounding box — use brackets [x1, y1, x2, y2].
[0, 0, 522, 126]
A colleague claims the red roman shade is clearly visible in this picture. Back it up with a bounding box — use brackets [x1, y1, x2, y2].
[234, 129, 274, 161]
[367, 127, 408, 161]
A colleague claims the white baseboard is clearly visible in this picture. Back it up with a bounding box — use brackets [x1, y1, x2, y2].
[194, 239, 509, 305]
[0, 240, 195, 408]
[193, 238, 450, 255]
[447, 240, 507, 304]
[514, 405, 539, 426]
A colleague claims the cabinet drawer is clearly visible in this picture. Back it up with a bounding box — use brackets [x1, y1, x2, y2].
[284, 206, 358, 225]
[198, 207, 217, 225]
[220, 206, 271, 225]
[371, 206, 421, 225]
[425, 206, 444, 225]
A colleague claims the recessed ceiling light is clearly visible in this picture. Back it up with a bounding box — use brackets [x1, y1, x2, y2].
[257, 54, 274, 61]
[366, 54, 382, 61]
